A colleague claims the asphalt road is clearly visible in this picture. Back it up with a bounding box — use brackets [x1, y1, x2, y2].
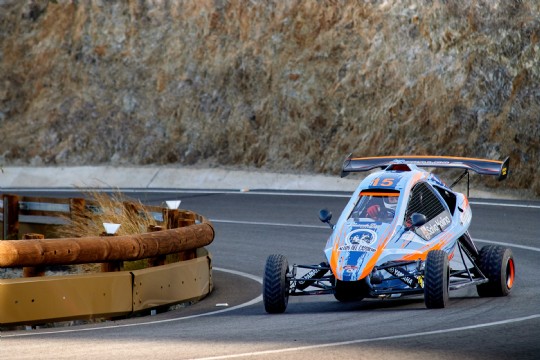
[1, 189, 539, 360]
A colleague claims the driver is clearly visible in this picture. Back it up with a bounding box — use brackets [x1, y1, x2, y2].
[384, 195, 398, 212]
[366, 203, 382, 219]
[365, 195, 398, 221]
[364, 197, 385, 220]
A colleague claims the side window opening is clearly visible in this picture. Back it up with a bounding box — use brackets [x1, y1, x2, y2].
[433, 185, 457, 215]
[405, 182, 451, 240]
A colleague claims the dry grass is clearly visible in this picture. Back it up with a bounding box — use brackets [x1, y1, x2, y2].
[0, 1, 538, 195]
[56, 190, 162, 238]
[55, 190, 165, 272]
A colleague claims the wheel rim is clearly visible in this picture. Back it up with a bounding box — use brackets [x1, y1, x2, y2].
[506, 258, 515, 289]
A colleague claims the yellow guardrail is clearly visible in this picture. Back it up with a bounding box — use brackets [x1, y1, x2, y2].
[0, 248, 212, 325]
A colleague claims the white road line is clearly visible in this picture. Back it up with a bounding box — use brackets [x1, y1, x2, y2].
[212, 220, 540, 253]
[188, 314, 540, 360]
[470, 201, 540, 209]
[1, 188, 350, 198]
[0, 267, 263, 338]
[4, 188, 539, 208]
[211, 220, 540, 254]
[474, 238, 540, 252]
[211, 219, 328, 229]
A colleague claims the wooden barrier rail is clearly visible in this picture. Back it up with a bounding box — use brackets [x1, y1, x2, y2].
[0, 223, 214, 267]
[0, 193, 209, 267]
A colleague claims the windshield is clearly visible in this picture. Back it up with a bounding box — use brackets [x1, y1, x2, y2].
[348, 191, 399, 224]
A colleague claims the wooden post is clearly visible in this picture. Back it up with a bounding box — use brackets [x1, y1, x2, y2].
[100, 233, 124, 272]
[165, 209, 196, 260]
[178, 211, 196, 260]
[22, 233, 46, 277]
[164, 208, 180, 229]
[2, 194, 19, 240]
[147, 225, 166, 267]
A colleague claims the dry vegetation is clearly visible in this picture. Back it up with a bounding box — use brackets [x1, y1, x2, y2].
[56, 190, 161, 239]
[0, 1, 538, 194]
[0, 191, 164, 278]
[56, 190, 165, 272]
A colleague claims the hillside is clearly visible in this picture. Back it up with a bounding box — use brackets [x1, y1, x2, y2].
[0, 1, 539, 194]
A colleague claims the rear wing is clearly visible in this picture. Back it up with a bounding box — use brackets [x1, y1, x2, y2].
[341, 155, 509, 181]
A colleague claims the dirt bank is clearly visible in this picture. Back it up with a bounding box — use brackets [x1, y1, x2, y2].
[0, 1, 538, 194]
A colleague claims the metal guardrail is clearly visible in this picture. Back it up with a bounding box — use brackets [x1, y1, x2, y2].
[0, 197, 166, 223]
[17, 201, 71, 212]
[0, 248, 212, 326]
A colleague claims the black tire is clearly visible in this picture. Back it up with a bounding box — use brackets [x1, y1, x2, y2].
[424, 250, 449, 309]
[477, 245, 515, 297]
[263, 254, 290, 313]
[334, 279, 368, 302]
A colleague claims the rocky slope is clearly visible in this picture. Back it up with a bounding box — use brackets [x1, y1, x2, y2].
[0, 1, 539, 194]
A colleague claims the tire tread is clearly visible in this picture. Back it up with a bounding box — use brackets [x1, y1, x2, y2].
[424, 250, 449, 309]
[263, 254, 289, 313]
[477, 245, 514, 297]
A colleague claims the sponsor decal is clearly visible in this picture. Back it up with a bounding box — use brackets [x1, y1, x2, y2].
[351, 223, 379, 230]
[299, 269, 320, 281]
[296, 263, 327, 290]
[409, 160, 451, 166]
[347, 229, 377, 246]
[343, 265, 358, 273]
[418, 212, 451, 240]
[339, 228, 378, 252]
[338, 244, 376, 252]
[387, 266, 417, 287]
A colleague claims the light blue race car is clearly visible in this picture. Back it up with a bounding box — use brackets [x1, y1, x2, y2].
[263, 156, 515, 312]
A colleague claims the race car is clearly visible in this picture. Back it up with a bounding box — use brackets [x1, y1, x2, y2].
[263, 155, 515, 312]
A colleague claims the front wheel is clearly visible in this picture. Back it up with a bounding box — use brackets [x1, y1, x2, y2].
[477, 245, 515, 297]
[424, 250, 449, 309]
[263, 254, 290, 313]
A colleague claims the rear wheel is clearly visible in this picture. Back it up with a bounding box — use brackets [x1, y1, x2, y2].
[334, 279, 368, 302]
[263, 254, 290, 313]
[424, 250, 449, 309]
[477, 245, 515, 297]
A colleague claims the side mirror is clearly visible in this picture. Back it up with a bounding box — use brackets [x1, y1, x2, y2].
[319, 209, 334, 229]
[410, 213, 427, 228]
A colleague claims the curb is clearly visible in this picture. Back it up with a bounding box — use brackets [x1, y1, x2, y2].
[0, 166, 361, 192]
[0, 166, 531, 200]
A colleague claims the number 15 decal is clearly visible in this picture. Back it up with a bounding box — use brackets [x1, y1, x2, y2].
[372, 177, 395, 187]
